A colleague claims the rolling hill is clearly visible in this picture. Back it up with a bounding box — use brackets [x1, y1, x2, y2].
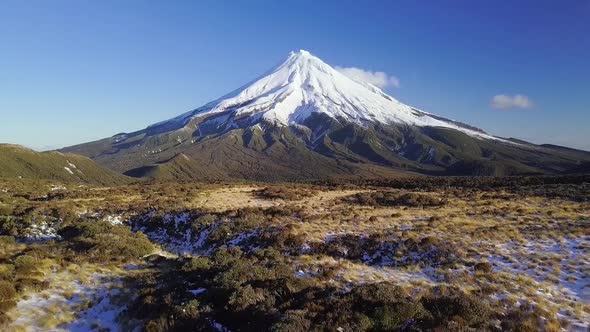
[0, 144, 132, 185]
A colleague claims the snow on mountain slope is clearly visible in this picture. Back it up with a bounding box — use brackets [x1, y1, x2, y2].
[150, 50, 497, 140]
[60, 50, 590, 179]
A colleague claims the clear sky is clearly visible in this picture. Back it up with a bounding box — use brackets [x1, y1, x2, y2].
[1, 0, 589, 151]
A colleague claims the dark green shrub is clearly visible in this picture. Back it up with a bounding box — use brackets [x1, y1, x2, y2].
[175, 299, 200, 320]
[0, 217, 18, 236]
[500, 304, 544, 332]
[348, 191, 446, 208]
[272, 310, 312, 332]
[190, 214, 218, 233]
[228, 285, 265, 311]
[14, 255, 36, 275]
[422, 293, 491, 327]
[58, 221, 153, 262]
[254, 186, 316, 201]
[181, 257, 211, 273]
[372, 302, 429, 330]
[350, 283, 407, 305]
[211, 246, 242, 267]
[207, 224, 232, 244]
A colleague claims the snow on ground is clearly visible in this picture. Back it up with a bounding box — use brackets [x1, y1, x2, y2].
[65, 286, 126, 332]
[7, 272, 124, 332]
[131, 211, 261, 256]
[64, 167, 74, 175]
[76, 210, 137, 227]
[50, 184, 67, 191]
[484, 236, 590, 330]
[212, 321, 231, 332]
[66, 161, 77, 169]
[188, 288, 207, 295]
[486, 236, 589, 302]
[104, 214, 124, 225]
[21, 219, 61, 241]
[299, 230, 589, 330]
[131, 212, 202, 255]
[226, 228, 259, 249]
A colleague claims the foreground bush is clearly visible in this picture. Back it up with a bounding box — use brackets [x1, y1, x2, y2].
[254, 186, 316, 201]
[58, 221, 154, 262]
[347, 191, 447, 207]
[124, 249, 505, 332]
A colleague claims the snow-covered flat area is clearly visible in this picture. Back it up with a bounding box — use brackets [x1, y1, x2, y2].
[484, 236, 590, 330]
[486, 236, 589, 302]
[7, 269, 134, 332]
[294, 230, 590, 331]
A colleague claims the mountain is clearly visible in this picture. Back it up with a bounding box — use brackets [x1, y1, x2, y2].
[61, 50, 590, 181]
[0, 144, 132, 185]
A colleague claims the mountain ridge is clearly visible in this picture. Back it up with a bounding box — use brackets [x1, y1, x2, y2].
[60, 50, 590, 180]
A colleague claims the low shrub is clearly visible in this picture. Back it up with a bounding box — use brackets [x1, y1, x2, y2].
[347, 191, 446, 208]
[254, 186, 316, 201]
[0, 236, 15, 246]
[58, 221, 154, 262]
[14, 255, 36, 275]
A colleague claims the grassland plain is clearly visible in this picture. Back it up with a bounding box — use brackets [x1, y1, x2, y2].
[0, 175, 588, 331]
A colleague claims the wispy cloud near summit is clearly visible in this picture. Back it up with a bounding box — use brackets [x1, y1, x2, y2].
[335, 66, 400, 89]
[491, 94, 533, 110]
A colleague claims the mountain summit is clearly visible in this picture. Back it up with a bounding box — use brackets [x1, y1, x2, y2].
[148, 50, 491, 139]
[62, 51, 590, 180]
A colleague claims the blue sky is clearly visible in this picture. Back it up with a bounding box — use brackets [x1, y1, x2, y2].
[1, 0, 589, 151]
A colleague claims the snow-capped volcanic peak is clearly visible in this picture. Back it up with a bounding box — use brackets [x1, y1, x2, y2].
[155, 50, 493, 139]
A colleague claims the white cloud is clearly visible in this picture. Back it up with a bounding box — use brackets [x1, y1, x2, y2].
[491, 94, 533, 110]
[335, 66, 400, 89]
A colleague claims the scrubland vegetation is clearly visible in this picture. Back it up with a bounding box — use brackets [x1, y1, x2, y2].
[0, 175, 588, 331]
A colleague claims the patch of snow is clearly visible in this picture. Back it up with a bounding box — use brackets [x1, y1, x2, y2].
[22, 219, 61, 241]
[482, 236, 590, 329]
[212, 321, 230, 332]
[487, 236, 590, 302]
[131, 211, 205, 255]
[226, 229, 259, 248]
[104, 215, 124, 225]
[8, 273, 124, 332]
[50, 184, 67, 191]
[67, 287, 126, 332]
[66, 160, 77, 169]
[427, 146, 436, 161]
[131, 212, 263, 256]
[295, 269, 319, 278]
[114, 134, 128, 143]
[64, 167, 74, 175]
[188, 288, 207, 295]
[301, 242, 312, 253]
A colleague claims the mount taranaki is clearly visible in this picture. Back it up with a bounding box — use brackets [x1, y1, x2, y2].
[61, 50, 590, 181]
